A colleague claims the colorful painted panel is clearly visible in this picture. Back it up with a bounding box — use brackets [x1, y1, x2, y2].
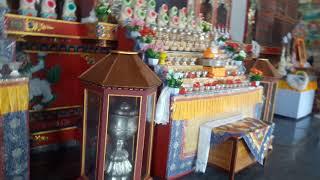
[0, 38, 15, 63]
[0, 7, 8, 37]
[1, 111, 29, 180]
[166, 121, 195, 178]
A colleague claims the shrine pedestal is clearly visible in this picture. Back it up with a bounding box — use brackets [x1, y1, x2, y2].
[275, 80, 317, 119]
[152, 88, 263, 179]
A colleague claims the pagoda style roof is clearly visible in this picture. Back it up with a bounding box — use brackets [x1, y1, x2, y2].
[79, 51, 162, 89]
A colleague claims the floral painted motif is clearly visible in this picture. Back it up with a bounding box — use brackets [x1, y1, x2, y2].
[2, 111, 29, 180]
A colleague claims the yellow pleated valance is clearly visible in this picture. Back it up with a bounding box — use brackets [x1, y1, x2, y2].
[171, 88, 263, 121]
[0, 79, 29, 115]
[278, 80, 317, 92]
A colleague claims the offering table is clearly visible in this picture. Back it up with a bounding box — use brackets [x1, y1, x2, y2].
[152, 87, 263, 179]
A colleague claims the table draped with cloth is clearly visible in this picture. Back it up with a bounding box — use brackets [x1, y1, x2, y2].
[0, 78, 29, 180]
[164, 87, 263, 178]
[195, 117, 274, 173]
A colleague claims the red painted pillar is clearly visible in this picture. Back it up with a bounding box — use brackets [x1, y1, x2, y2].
[117, 26, 135, 51]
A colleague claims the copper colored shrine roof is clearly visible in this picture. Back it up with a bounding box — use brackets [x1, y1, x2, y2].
[79, 51, 162, 89]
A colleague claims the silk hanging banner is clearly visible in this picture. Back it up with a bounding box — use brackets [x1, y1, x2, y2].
[171, 88, 263, 121]
[0, 78, 29, 115]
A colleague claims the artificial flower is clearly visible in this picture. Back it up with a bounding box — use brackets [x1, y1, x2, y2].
[148, 0, 156, 9]
[162, 4, 168, 12]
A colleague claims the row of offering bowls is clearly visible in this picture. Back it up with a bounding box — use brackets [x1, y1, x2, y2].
[172, 70, 209, 79]
[156, 39, 208, 52]
[152, 27, 213, 52]
[153, 27, 213, 43]
[168, 57, 198, 66]
[180, 81, 252, 95]
[173, 69, 245, 79]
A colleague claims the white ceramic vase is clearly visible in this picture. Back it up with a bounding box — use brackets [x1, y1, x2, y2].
[148, 58, 159, 66]
[171, 87, 180, 95]
[234, 60, 243, 66]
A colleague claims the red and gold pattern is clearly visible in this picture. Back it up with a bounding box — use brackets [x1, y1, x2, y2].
[4, 14, 117, 40]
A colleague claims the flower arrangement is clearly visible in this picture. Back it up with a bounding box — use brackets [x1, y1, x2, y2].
[137, 26, 156, 43]
[224, 43, 239, 53]
[140, 26, 156, 37]
[144, 44, 163, 65]
[95, 1, 112, 22]
[126, 18, 145, 32]
[233, 50, 247, 61]
[249, 68, 263, 81]
[141, 43, 163, 53]
[166, 70, 183, 88]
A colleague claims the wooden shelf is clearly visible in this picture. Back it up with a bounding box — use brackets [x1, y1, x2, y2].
[4, 13, 117, 41]
[226, 41, 282, 55]
[18, 42, 114, 55]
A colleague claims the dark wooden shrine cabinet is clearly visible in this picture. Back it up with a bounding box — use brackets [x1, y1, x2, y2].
[254, 0, 299, 47]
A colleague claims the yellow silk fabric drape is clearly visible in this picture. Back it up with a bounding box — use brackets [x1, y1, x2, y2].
[171, 89, 263, 121]
[0, 80, 29, 115]
[278, 80, 317, 92]
[171, 88, 263, 155]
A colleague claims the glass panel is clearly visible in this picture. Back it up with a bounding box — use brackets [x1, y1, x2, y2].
[84, 90, 101, 179]
[268, 83, 277, 122]
[141, 94, 155, 179]
[105, 96, 141, 180]
[260, 81, 268, 121]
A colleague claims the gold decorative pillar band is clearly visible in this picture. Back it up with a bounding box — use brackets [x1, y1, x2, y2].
[0, 79, 29, 115]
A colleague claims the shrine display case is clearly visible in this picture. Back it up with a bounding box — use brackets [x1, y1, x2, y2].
[79, 51, 161, 180]
[245, 58, 281, 123]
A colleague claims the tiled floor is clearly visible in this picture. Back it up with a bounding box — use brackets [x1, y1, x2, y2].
[182, 115, 320, 180]
[30, 115, 320, 180]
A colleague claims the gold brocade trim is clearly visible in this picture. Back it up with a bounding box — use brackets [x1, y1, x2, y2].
[25, 19, 54, 32]
[171, 89, 263, 121]
[6, 31, 117, 40]
[0, 83, 29, 115]
[278, 80, 317, 92]
[31, 126, 78, 135]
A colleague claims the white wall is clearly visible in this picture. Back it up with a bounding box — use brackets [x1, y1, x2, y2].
[230, 0, 248, 42]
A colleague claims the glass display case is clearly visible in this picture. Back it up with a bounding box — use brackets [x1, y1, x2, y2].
[79, 51, 162, 180]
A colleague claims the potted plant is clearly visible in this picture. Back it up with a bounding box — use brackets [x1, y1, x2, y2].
[166, 70, 183, 95]
[249, 68, 263, 86]
[145, 48, 160, 65]
[136, 26, 156, 49]
[233, 50, 247, 66]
